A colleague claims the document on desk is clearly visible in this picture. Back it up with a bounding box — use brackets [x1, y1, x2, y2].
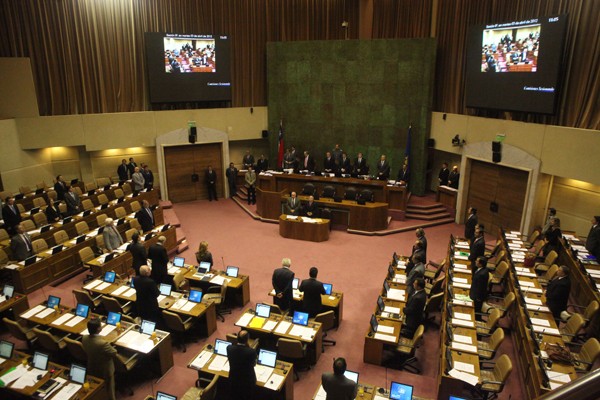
[11, 368, 41, 389]
[517, 271, 537, 278]
[123, 288, 136, 298]
[274, 320, 291, 335]
[21, 305, 46, 319]
[530, 317, 551, 327]
[452, 299, 473, 307]
[207, 354, 228, 372]
[393, 275, 406, 284]
[455, 243, 470, 250]
[181, 301, 196, 312]
[111, 286, 129, 296]
[386, 288, 405, 301]
[454, 282, 471, 289]
[384, 306, 401, 314]
[314, 385, 327, 400]
[452, 341, 478, 353]
[37, 376, 66, 400]
[376, 325, 395, 334]
[289, 325, 315, 340]
[453, 277, 468, 284]
[0, 364, 28, 386]
[157, 295, 166, 303]
[525, 287, 543, 294]
[453, 334, 473, 344]
[525, 297, 543, 305]
[235, 313, 254, 327]
[454, 312, 472, 321]
[51, 381, 81, 400]
[210, 275, 229, 286]
[451, 318, 474, 328]
[51, 313, 75, 326]
[190, 350, 213, 370]
[532, 325, 560, 335]
[263, 373, 284, 391]
[548, 371, 571, 383]
[66, 315, 85, 327]
[80, 324, 116, 337]
[95, 282, 112, 291]
[83, 279, 103, 290]
[36, 307, 56, 319]
[116, 331, 155, 353]
[263, 320, 278, 332]
[254, 365, 274, 383]
[328, 295, 336, 301]
[374, 332, 397, 342]
[449, 368, 478, 386]
[518, 280, 534, 287]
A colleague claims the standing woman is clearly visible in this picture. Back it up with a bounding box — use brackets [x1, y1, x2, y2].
[196, 241, 214, 267]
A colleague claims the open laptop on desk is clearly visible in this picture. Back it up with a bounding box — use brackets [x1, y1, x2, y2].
[0, 340, 14, 362]
[75, 234, 86, 244]
[140, 320, 156, 335]
[255, 303, 271, 318]
[257, 349, 277, 368]
[3, 284, 15, 299]
[156, 392, 177, 400]
[292, 311, 309, 326]
[344, 370, 359, 383]
[51, 244, 64, 254]
[104, 271, 116, 283]
[173, 256, 185, 268]
[188, 290, 203, 303]
[292, 278, 299, 290]
[32, 351, 49, 370]
[389, 381, 413, 400]
[75, 304, 90, 319]
[226, 265, 239, 277]
[323, 283, 333, 295]
[377, 296, 401, 319]
[106, 312, 121, 326]
[24, 255, 38, 266]
[194, 262, 212, 279]
[40, 224, 52, 233]
[69, 363, 86, 384]
[47, 295, 61, 308]
[214, 339, 231, 356]
[159, 283, 172, 297]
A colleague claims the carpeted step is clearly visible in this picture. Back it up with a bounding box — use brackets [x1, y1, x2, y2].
[159, 200, 173, 209]
[406, 203, 444, 210]
[405, 211, 452, 221]
[175, 227, 186, 244]
[177, 241, 189, 254]
[162, 208, 181, 227]
[406, 205, 447, 215]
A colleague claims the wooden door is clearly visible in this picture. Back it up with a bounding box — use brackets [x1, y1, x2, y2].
[164, 143, 223, 203]
[466, 160, 528, 234]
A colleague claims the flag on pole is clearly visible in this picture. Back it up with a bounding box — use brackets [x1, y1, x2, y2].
[277, 119, 285, 168]
[404, 125, 412, 173]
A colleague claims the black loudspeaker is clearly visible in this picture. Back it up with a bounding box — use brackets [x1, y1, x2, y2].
[427, 138, 435, 148]
[189, 127, 197, 144]
[492, 141, 501, 163]
[493, 152, 502, 163]
[262, 130, 269, 138]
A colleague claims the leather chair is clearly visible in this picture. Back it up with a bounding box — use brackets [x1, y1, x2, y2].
[276, 338, 308, 380]
[32, 238, 48, 254]
[423, 292, 444, 325]
[424, 257, 446, 282]
[0, 228, 10, 244]
[97, 193, 109, 205]
[125, 228, 138, 242]
[75, 221, 89, 236]
[173, 269, 189, 292]
[121, 183, 132, 195]
[73, 288, 102, 311]
[101, 295, 133, 316]
[95, 235, 106, 252]
[477, 327, 505, 361]
[84, 182, 97, 192]
[72, 186, 83, 197]
[570, 337, 600, 373]
[19, 186, 31, 195]
[560, 313, 585, 344]
[488, 260, 509, 294]
[114, 351, 139, 395]
[21, 219, 36, 232]
[33, 327, 67, 357]
[114, 207, 127, 219]
[226, 332, 260, 350]
[3, 317, 37, 349]
[358, 189, 374, 202]
[183, 374, 219, 400]
[476, 354, 512, 400]
[344, 187, 357, 201]
[523, 229, 541, 248]
[32, 197, 47, 208]
[321, 185, 335, 199]
[391, 324, 425, 373]
[162, 310, 195, 352]
[114, 188, 125, 199]
[53, 230, 69, 244]
[203, 284, 230, 322]
[47, 190, 58, 202]
[33, 212, 48, 227]
[534, 250, 558, 274]
[301, 183, 315, 196]
[537, 264, 559, 286]
[315, 310, 336, 349]
[130, 200, 141, 212]
[475, 309, 502, 337]
[64, 336, 88, 363]
[0, 248, 9, 266]
[96, 214, 108, 227]
[96, 177, 111, 187]
[79, 247, 95, 266]
[484, 292, 515, 319]
[129, 219, 142, 232]
[81, 199, 94, 211]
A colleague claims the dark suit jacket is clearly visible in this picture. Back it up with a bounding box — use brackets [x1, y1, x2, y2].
[148, 244, 168, 285]
[323, 157, 337, 173]
[586, 225, 600, 259]
[286, 197, 301, 215]
[302, 201, 320, 217]
[256, 158, 269, 174]
[64, 192, 80, 215]
[45, 205, 61, 223]
[376, 161, 390, 180]
[438, 168, 450, 184]
[354, 158, 368, 175]
[195, 251, 214, 266]
[227, 344, 257, 396]
[448, 171, 460, 189]
[302, 156, 316, 171]
[206, 170, 217, 186]
[117, 164, 129, 181]
[2, 204, 22, 232]
[397, 168, 409, 183]
[406, 262, 424, 298]
[417, 234, 428, 261]
[470, 267, 489, 302]
[469, 237, 486, 264]
[321, 373, 358, 400]
[242, 154, 255, 169]
[403, 289, 426, 335]
[129, 242, 147, 275]
[82, 335, 116, 381]
[546, 276, 570, 318]
[10, 233, 33, 261]
[142, 170, 154, 189]
[135, 208, 155, 232]
[226, 167, 238, 184]
[299, 278, 326, 317]
[54, 181, 67, 200]
[272, 267, 295, 310]
[465, 214, 478, 241]
[133, 275, 161, 322]
[127, 162, 137, 178]
[339, 158, 352, 174]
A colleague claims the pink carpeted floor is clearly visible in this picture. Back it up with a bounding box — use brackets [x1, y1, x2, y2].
[1, 198, 528, 399]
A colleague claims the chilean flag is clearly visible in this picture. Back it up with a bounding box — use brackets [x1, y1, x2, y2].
[277, 119, 284, 168]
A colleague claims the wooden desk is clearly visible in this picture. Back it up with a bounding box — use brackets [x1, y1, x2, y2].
[278, 215, 330, 242]
[0, 290, 29, 320]
[268, 289, 344, 328]
[188, 343, 294, 400]
[312, 382, 375, 399]
[184, 268, 251, 308]
[363, 318, 401, 365]
[436, 185, 457, 212]
[114, 328, 174, 376]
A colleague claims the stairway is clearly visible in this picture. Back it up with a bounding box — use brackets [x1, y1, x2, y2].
[159, 200, 188, 254]
[405, 197, 454, 226]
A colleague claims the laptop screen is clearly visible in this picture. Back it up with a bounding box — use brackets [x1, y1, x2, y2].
[33, 352, 49, 370]
[255, 303, 271, 318]
[141, 320, 156, 335]
[104, 271, 116, 283]
[292, 311, 309, 326]
[292, 278, 299, 290]
[75, 304, 90, 319]
[0, 341, 14, 359]
[389, 382, 413, 400]
[370, 315, 378, 333]
[70, 364, 86, 384]
[323, 283, 333, 295]
[47, 295, 61, 308]
[383, 280, 390, 294]
[156, 392, 177, 400]
[173, 257, 185, 267]
[214, 339, 231, 356]
[159, 283, 172, 296]
[344, 370, 359, 383]
[76, 235, 86, 244]
[52, 245, 63, 254]
[198, 262, 211, 274]
[3, 285, 14, 298]
[188, 290, 202, 303]
[258, 349, 277, 368]
[107, 312, 121, 326]
[226, 266, 239, 277]
[377, 296, 385, 312]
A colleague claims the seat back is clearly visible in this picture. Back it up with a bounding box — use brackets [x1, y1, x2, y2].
[584, 301, 599, 321]
[47, 190, 58, 202]
[73, 186, 83, 196]
[344, 187, 357, 200]
[53, 230, 69, 244]
[564, 313, 585, 336]
[101, 296, 125, 314]
[315, 311, 335, 331]
[528, 229, 540, 244]
[33, 197, 47, 208]
[543, 264, 559, 281]
[33, 212, 48, 227]
[502, 292, 516, 314]
[81, 199, 94, 211]
[122, 183, 132, 195]
[322, 185, 335, 198]
[0, 229, 9, 242]
[487, 309, 502, 330]
[33, 327, 62, 353]
[114, 207, 126, 218]
[359, 189, 373, 202]
[201, 375, 219, 400]
[21, 219, 36, 232]
[73, 289, 95, 308]
[79, 247, 95, 263]
[494, 261, 509, 280]
[129, 219, 141, 231]
[580, 338, 600, 365]
[96, 214, 108, 227]
[97, 194, 109, 205]
[96, 177, 111, 187]
[544, 250, 558, 265]
[3, 318, 29, 341]
[17, 203, 26, 214]
[425, 292, 444, 314]
[64, 337, 88, 362]
[125, 228, 138, 242]
[19, 186, 31, 195]
[173, 269, 188, 292]
[130, 201, 141, 212]
[489, 327, 505, 353]
[493, 354, 513, 385]
[32, 239, 48, 253]
[75, 221, 89, 235]
[58, 202, 67, 214]
[84, 182, 97, 192]
[0, 249, 8, 266]
[302, 183, 315, 196]
[277, 338, 304, 358]
[36, 182, 48, 190]
[95, 235, 105, 251]
[114, 188, 125, 199]
[162, 310, 185, 332]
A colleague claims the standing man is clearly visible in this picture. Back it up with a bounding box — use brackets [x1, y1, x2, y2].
[448, 165, 460, 189]
[416, 228, 427, 261]
[148, 236, 169, 285]
[323, 151, 336, 174]
[376, 155, 390, 180]
[10, 223, 33, 261]
[226, 162, 238, 198]
[286, 192, 300, 216]
[541, 208, 557, 237]
[585, 216, 600, 260]
[469, 224, 486, 273]
[545, 265, 571, 320]
[133, 265, 162, 324]
[283, 148, 296, 169]
[128, 233, 147, 276]
[302, 151, 315, 172]
[2, 197, 22, 234]
[302, 195, 319, 218]
[64, 186, 81, 216]
[272, 258, 295, 312]
[397, 164, 409, 185]
[131, 166, 145, 193]
[242, 150, 255, 169]
[332, 144, 343, 166]
[470, 257, 490, 320]
[321, 358, 358, 400]
[256, 154, 269, 174]
[339, 152, 352, 175]
[82, 318, 117, 400]
[127, 157, 137, 178]
[299, 267, 326, 317]
[245, 165, 256, 205]
[117, 159, 129, 182]
[53, 175, 68, 201]
[401, 278, 426, 338]
[438, 162, 450, 187]
[135, 200, 155, 232]
[102, 218, 123, 252]
[465, 207, 478, 243]
[226, 330, 257, 400]
[406, 254, 425, 299]
[206, 165, 218, 201]
[141, 164, 154, 190]
[354, 152, 368, 175]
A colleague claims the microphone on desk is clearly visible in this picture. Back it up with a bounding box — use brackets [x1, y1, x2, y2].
[222, 256, 225, 269]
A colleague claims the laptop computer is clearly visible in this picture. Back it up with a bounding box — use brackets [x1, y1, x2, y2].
[30, 207, 40, 215]
[100, 204, 109, 210]
[188, 290, 203, 303]
[69, 364, 87, 384]
[159, 283, 172, 297]
[292, 278, 299, 290]
[344, 370, 359, 384]
[3, 285, 15, 299]
[197, 262, 211, 274]
[389, 381, 413, 400]
[226, 266, 239, 278]
[0, 340, 14, 360]
[24, 256, 37, 266]
[377, 296, 385, 313]
[76, 234, 86, 244]
[106, 312, 121, 326]
[161, 223, 171, 231]
[103, 184, 112, 191]
[140, 320, 156, 335]
[117, 197, 125, 203]
[63, 216, 72, 224]
[173, 257, 185, 267]
[144, 233, 154, 241]
[292, 311, 309, 326]
[75, 304, 90, 319]
[104, 253, 115, 262]
[214, 339, 231, 356]
[156, 392, 177, 400]
[87, 190, 96, 197]
[82, 210, 92, 216]
[104, 271, 116, 283]
[98, 226, 105, 234]
[255, 303, 271, 318]
[35, 188, 45, 195]
[47, 295, 61, 308]
[117, 218, 126, 226]
[33, 352, 49, 370]
[15, 193, 24, 200]
[370, 314, 379, 333]
[323, 283, 333, 295]
[258, 349, 277, 368]
[52, 244, 64, 255]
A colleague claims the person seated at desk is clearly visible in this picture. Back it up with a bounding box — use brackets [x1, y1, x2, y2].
[302, 195, 320, 218]
[397, 164, 409, 185]
[286, 191, 301, 216]
[102, 218, 123, 252]
[469, 224, 486, 273]
[406, 253, 425, 299]
[322, 357, 358, 400]
[300, 267, 326, 318]
[148, 236, 169, 285]
[195, 241, 213, 267]
[546, 265, 571, 321]
[135, 199, 155, 233]
[323, 151, 337, 174]
[128, 232, 147, 276]
[354, 153, 368, 176]
[64, 185, 81, 216]
[471, 257, 490, 320]
[2, 196, 21, 235]
[401, 278, 426, 338]
[376, 155, 390, 180]
[226, 330, 257, 400]
[10, 223, 34, 261]
[44, 200, 61, 223]
[82, 317, 118, 400]
[242, 150, 255, 170]
[339, 152, 352, 175]
[256, 154, 269, 174]
[133, 265, 162, 325]
[272, 258, 295, 312]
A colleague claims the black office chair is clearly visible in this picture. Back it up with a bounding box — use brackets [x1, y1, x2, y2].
[321, 185, 335, 198]
[358, 189, 374, 202]
[344, 187, 357, 201]
[302, 183, 315, 196]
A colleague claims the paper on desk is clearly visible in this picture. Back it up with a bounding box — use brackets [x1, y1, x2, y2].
[525, 297, 543, 305]
[157, 295, 166, 303]
[455, 244, 470, 250]
[51, 313, 75, 326]
[452, 341, 477, 353]
[36, 307, 56, 319]
[454, 282, 471, 289]
[386, 288, 405, 301]
[236, 313, 254, 327]
[517, 271, 537, 278]
[11, 369, 42, 389]
[532, 325, 560, 335]
[452, 318, 474, 327]
[549, 381, 566, 390]
[328, 295, 336, 301]
[21, 305, 46, 319]
[454, 277, 468, 284]
[80, 324, 115, 337]
[527, 287, 543, 294]
[263, 320, 278, 332]
[374, 396, 388, 400]
[519, 280, 534, 287]
[452, 299, 473, 307]
[83, 280, 103, 290]
[384, 306, 401, 314]
[274, 321, 291, 335]
[95, 282, 111, 291]
[210, 275, 229, 286]
[123, 288, 136, 298]
[376, 325, 394, 334]
[263, 373, 284, 391]
[207, 354, 228, 372]
[181, 301, 196, 312]
[314, 385, 327, 400]
[548, 371, 571, 383]
[65, 315, 85, 327]
[454, 312, 472, 321]
[112, 286, 129, 296]
[289, 325, 315, 340]
[373, 333, 396, 342]
[254, 365, 274, 383]
[393, 275, 406, 284]
[449, 368, 478, 386]
[454, 262, 469, 269]
[530, 318, 551, 327]
[52, 381, 81, 400]
[453, 334, 473, 344]
[0, 364, 28, 386]
[190, 350, 212, 370]
[37, 376, 66, 400]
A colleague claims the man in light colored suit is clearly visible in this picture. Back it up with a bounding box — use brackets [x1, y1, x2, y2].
[82, 318, 117, 400]
[131, 166, 145, 193]
[321, 357, 358, 400]
[10, 223, 34, 261]
[286, 191, 300, 215]
[102, 218, 123, 252]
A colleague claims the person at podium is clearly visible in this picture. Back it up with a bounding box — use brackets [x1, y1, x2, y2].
[302, 195, 320, 218]
[286, 191, 301, 216]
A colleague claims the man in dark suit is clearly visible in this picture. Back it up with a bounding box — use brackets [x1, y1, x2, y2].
[448, 165, 460, 189]
[242, 150, 255, 169]
[128, 233, 147, 275]
[470, 257, 490, 320]
[10, 223, 33, 261]
[585, 216, 600, 260]
[339, 153, 352, 175]
[397, 164, 409, 185]
[302, 195, 319, 218]
[302, 151, 315, 172]
[376, 155, 390, 180]
[299, 267, 326, 317]
[226, 162, 238, 198]
[321, 357, 358, 400]
[405, 240, 425, 275]
[133, 265, 162, 324]
[2, 197, 22, 235]
[401, 278, 426, 338]
[272, 258, 295, 311]
[206, 165, 218, 201]
[44, 201, 61, 223]
[416, 228, 427, 261]
[226, 330, 257, 400]
[406, 253, 425, 299]
[464, 207, 478, 243]
[141, 164, 154, 189]
[256, 155, 269, 174]
[323, 151, 337, 174]
[53, 175, 68, 201]
[148, 236, 169, 285]
[117, 159, 129, 182]
[127, 157, 137, 178]
[286, 191, 301, 215]
[135, 200, 155, 232]
[469, 224, 486, 273]
[82, 318, 117, 400]
[438, 162, 450, 186]
[64, 186, 81, 216]
[546, 265, 571, 320]
[354, 153, 368, 175]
